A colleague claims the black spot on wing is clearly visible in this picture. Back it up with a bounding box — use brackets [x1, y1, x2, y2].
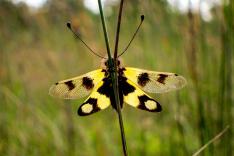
[138, 95, 162, 112]
[97, 77, 124, 110]
[82, 77, 94, 90]
[120, 76, 135, 96]
[65, 80, 75, 90]
[94, 75, 135, 111]
[97, 78, 112, 97]
[137, 72, 150, 87]
[77, 98, 100, 116]
[157, 74, 168, 84]
[85, 98, 98, 105]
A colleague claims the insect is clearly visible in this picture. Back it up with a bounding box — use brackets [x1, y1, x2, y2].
[49, 57, 186, 116]
[49, 18, 186, 116]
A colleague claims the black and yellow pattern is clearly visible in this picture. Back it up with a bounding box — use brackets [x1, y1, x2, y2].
[123, 67, 187, 93]
[49, 69, 105, 99]
[49, 58, 186, 116]
[122, 79, 161, 112]
[78, 81, 111, 116]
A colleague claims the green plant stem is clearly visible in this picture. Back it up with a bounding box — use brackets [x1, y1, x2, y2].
[97, 0, 112, 59]
[113, 0, 128, 155]
[114, 0, 124, 59]
[97, 0, 128, 156]
[192, 126, 230, 156]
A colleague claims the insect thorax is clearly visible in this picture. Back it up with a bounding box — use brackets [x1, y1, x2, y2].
[101, 57, 123, 76]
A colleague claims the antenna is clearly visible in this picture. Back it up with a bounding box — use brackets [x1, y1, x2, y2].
[67, 22, 105, 59]
[118, 15, 145, 57]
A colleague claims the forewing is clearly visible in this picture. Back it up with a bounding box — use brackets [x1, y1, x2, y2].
[123, 79, 161, 112]
[123, 67, 186, 93]
[49, 69, 105, 99]
[78, 80, 111, 116]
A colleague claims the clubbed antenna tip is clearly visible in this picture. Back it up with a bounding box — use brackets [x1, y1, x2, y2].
[141, 15, 145, 21]
[67, 22, 71, 29]
[66, 22, 105, 59]
[118, 14, 145, 57]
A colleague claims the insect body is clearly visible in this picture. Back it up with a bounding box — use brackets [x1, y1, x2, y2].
[49, 58, 186, 116]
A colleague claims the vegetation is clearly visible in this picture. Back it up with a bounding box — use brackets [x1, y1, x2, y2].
[0, 0, 233, 155]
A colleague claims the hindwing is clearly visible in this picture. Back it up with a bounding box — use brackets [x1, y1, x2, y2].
[78, 80, 111, 116]
[121, 78, 162, 112]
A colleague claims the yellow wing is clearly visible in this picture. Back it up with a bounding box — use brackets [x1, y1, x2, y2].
[78, 80, 111, 116]
[123, 67, 186, 93]
[123, 79, 161, 112]
[49, 69, 105, 99]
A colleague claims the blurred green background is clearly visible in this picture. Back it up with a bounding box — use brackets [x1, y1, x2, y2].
[0, 0, 233, 155]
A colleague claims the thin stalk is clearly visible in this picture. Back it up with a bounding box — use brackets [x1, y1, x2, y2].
[113, 0, 128, 155]
[192, 126, 230, 156]
[97, 0, 128, 156]
[114, 0, 124, 59]
[97, 0, 112, 59]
